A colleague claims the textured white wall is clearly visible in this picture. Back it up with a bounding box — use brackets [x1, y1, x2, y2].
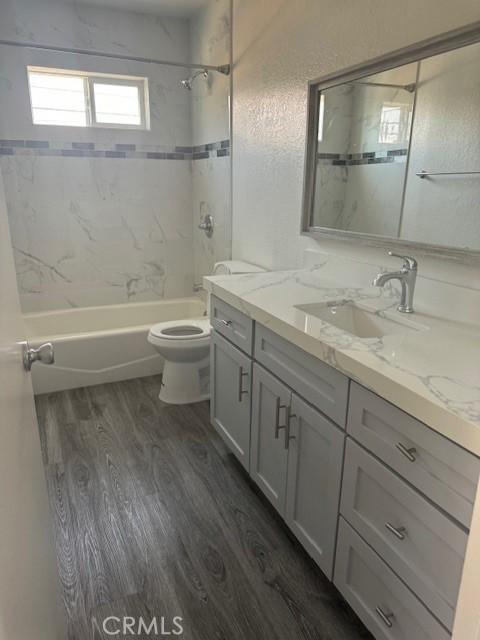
[231, 0, 480, 291]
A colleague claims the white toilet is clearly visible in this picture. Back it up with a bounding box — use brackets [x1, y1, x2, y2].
[148, 261, 265, 404]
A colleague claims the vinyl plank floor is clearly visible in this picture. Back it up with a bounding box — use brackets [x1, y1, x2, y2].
[37, 375, 371, 640]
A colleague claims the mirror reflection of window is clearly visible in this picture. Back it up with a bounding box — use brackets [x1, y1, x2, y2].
[310, 61, 417, 237]
[317, 94, 325, 142]
[379, 102, 412, 144]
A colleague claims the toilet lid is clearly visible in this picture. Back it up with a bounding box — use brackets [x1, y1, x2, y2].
[150, 317, 210, 340]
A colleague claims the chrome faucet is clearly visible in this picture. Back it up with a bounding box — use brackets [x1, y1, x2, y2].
[373, 251, 418, 313]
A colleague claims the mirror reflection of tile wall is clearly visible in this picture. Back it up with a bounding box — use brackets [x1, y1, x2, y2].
[310, 40, 480, 252]
[313, 62, 416, 237]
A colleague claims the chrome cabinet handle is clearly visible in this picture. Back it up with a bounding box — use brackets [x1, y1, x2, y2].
[220, 319, 232, 327]
[396, 442, 417, 462]
[375, 607, 394, 628]
[23, 342, 55, 371]
[238, 367, 249, 402]
[274, 397, 287, 438]
[385, 522, 406, 540]
[285, 406, 296, 450]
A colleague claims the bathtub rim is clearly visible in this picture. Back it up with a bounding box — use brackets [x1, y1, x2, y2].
[23, 296, 207, 343]
[28, 318, 210, 345]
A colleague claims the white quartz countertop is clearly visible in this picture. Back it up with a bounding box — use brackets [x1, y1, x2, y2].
[204, 268, 480, 457]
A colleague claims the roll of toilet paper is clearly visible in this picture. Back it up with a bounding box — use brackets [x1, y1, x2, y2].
[213, 260, 266, 275]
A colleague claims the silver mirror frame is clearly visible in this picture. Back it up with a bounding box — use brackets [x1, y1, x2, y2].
[301, 21, 480, 264]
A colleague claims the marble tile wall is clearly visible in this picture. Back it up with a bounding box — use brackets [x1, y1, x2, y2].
[192, 154, 231, 284]
[2, 154, 194, 311]
[190, 0, 232, 285]
[0, 0, 232, 312]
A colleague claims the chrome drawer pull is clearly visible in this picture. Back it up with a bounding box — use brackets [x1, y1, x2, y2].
[396, 442, 417, 462]
[385, 522, 406, 540]
[238, 367, 249, 402]
[375, 607, 394, 628]
[274, 397, 287, 438]
[285, 406, 296, 450]
[220, 319, 232, 327]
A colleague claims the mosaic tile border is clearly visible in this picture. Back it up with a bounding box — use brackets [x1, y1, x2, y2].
[317, 148, 407, 166]
[0, 139, 230, 160]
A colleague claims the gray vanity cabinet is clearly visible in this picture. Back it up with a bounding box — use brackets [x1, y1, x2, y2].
[210, 331, 252, 471]
[285, 393, 345, 578]
[250, 363, 291, 514]
[251, 363, 345, 579]
[209, 295, 478, 639]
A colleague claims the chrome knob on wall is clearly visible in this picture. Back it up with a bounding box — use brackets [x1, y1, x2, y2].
[198, 214, 214, 238]
[23, 342, 55, 371]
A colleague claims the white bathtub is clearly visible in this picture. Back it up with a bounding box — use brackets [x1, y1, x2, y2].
[24, 297, 206, 395]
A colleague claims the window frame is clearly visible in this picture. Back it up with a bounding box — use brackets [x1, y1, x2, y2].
[27, 66, 150, 131]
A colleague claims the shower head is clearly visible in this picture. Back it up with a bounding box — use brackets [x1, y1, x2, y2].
[180, 69, 208, 90]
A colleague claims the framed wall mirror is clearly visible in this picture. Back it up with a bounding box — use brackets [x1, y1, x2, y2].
[302, 23, 480, 260]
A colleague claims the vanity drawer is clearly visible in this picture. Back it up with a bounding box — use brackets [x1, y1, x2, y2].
[341, 439, 466, 630]
[347, 382, 480, 528]
[334, 518, 450, 640]
[210, 295, 254, 355]
[254, 324, 349, 427]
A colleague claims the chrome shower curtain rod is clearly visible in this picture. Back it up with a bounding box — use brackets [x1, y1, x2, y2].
[351, 80, 416, 93]
[0, 39, 231, 75]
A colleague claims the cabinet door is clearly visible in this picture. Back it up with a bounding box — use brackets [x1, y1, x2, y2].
[285, 394, 345, 579]
[210, 331, 252, 470]
[250, 364, 290, 516]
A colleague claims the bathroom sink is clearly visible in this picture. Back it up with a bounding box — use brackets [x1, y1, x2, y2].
[295, 301, 427, 339]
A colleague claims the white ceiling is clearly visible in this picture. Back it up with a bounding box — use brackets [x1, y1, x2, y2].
[59, 0, 207, 17]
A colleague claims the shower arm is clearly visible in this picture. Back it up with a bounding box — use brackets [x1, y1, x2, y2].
[0, 38, 231, 75]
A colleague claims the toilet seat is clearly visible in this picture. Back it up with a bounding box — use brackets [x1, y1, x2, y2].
[146, 262, 266, 405]
[149, 317, 211, 341]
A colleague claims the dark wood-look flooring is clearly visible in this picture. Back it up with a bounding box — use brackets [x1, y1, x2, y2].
[36, 376, 371, 640]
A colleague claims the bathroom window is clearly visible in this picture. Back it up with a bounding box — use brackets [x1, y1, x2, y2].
[27, 67, 150, 129]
